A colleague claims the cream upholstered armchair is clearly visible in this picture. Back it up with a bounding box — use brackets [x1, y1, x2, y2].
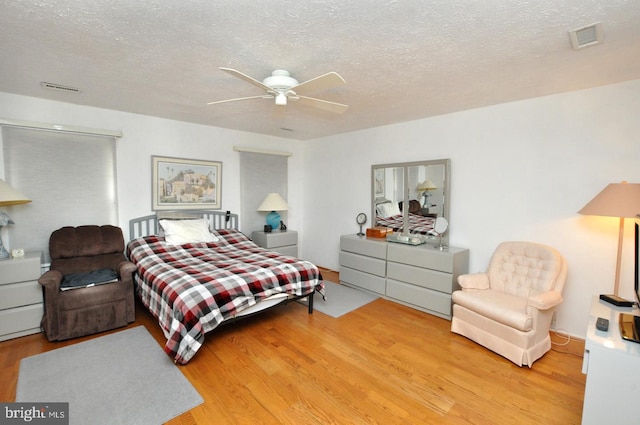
[450, 241, 567, 367]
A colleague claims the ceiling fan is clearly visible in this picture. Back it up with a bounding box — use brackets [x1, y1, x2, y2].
[207, 67, 348, 113]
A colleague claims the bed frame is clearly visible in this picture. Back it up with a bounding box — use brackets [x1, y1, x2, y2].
[128, 210, 315, 316]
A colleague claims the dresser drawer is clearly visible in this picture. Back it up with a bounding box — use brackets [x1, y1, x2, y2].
[340, 266, 386, 295]
[0, 303, 44, 339]
[340, 251, 386, 277]
[386, 279, 452, 318]
[387, 262, 453, 293]
[0, 254, 42, 285]
[272, 245, 298, 257]
[387, 243, 457, 272]
[340, 235, 387, 260]
[0, 280, 42, 310]
[252, 230, 297, 249]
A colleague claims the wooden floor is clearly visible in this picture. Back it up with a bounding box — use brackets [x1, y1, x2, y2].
[0, 269, 586, 424]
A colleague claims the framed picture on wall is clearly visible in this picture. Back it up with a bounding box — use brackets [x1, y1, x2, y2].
[151, 156, 222, 210]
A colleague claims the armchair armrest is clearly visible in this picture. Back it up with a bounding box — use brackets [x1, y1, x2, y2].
[38, 270, 63, 291]
[117, 261, 137, 276]
[457, 273, 490, 291]
[527, 291, 563, 310]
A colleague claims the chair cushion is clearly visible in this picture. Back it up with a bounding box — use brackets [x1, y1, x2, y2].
[452, 289, 532, 331]
[60, 268, 118, 291]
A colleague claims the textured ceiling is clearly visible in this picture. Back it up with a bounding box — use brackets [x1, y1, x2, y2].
[1, 0, 640, 140]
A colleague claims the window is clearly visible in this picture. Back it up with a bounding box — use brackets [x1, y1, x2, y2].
[239, 151, 288, 233]
[2, 127, 117, 263]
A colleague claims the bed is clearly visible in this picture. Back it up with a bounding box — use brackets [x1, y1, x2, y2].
[375, 213, 436, 235]
[127, 211, 324, 364]
[375, 199, 436, 235]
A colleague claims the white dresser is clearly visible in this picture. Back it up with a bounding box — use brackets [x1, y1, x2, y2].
[252, 230, 298, 257]
[0, 251, 43, 341]
[339, 234, 469, 319]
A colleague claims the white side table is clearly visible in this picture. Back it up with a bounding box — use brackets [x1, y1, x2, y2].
[0, 251, 43, 341]
[581, 295, 640, 424]
[251, 230, 298, 257]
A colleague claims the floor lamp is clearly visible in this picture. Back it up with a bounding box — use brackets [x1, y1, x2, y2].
[578, 181, 640, 295]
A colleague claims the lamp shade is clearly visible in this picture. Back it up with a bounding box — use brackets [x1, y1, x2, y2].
[417, 180, 437, 191]
[0, 179, 31, 206]
[578, 182, 640, 218]
[257, 193, 288, 212]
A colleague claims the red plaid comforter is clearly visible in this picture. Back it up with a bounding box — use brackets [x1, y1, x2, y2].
[127, 229, 324, 364]
[375, 213, 436, 235]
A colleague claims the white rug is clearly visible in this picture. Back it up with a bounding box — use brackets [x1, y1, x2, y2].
[16, 326, 203, 425]
[312, 281, 379, 317]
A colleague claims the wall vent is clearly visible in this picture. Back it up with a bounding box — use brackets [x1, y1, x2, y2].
[569, 22, 603, 50]
[40, 82, 82, 94]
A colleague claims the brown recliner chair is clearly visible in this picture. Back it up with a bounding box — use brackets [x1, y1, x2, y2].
[38, 225, 136, 341]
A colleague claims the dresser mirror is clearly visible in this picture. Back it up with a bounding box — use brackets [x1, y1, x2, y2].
[372, 158, 451, 245]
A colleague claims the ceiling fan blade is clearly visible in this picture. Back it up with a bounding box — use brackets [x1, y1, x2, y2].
[292, 72, 345, 95]
[219, 67, 273, 92]
[295, 95, 349, 114]
[206, 95, 272, 106]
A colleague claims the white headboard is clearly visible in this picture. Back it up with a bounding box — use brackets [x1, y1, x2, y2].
[129, 210, 239, 239]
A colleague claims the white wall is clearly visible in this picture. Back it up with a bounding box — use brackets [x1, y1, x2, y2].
[302, 78, 640, 338]
[2, 79, 639, 339]
[0, 92, 305, 240]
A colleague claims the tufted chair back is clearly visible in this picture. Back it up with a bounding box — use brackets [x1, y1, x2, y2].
[49, 225, 126, 276]
[487, 241, 566, 298]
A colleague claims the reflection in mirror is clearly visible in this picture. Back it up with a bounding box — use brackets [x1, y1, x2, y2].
[372, 159, 450, 245]
[373, 166, 404, 207]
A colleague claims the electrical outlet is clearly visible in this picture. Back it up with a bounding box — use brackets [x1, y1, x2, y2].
[550, 312, 557, 329]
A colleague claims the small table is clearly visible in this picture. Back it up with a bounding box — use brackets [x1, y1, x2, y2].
[251, 230, 298, 257]
[581, 295, 640, 424]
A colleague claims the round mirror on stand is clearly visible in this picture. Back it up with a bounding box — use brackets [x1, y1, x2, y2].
[433, 217, 448, 250]
[356, 213, 367, 236]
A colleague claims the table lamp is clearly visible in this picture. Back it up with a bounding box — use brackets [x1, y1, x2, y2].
[0, 179, 32, 258]
[578, 181, 640, 295]
[257, 193, 288, 230]
[417, 180, 437, 208]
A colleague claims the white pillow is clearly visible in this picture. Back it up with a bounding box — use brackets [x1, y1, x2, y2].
[158, 219, 219, 245]
[377, 202, 401, 218]
[388, 203, 401, 217]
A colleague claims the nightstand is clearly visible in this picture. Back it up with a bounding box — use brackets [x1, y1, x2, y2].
[0, 251, 43, 341]
[251, 230, 298, 257]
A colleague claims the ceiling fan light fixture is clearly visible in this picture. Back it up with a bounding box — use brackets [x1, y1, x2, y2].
[274, 92, 288, 106]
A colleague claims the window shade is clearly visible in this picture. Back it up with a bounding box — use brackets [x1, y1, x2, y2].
[239, 151, 287, 234]
[2, 127, 117, 263]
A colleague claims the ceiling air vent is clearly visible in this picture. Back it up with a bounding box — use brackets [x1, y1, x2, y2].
[40, 82, 82, 94]
[569, 22, 603, 50]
